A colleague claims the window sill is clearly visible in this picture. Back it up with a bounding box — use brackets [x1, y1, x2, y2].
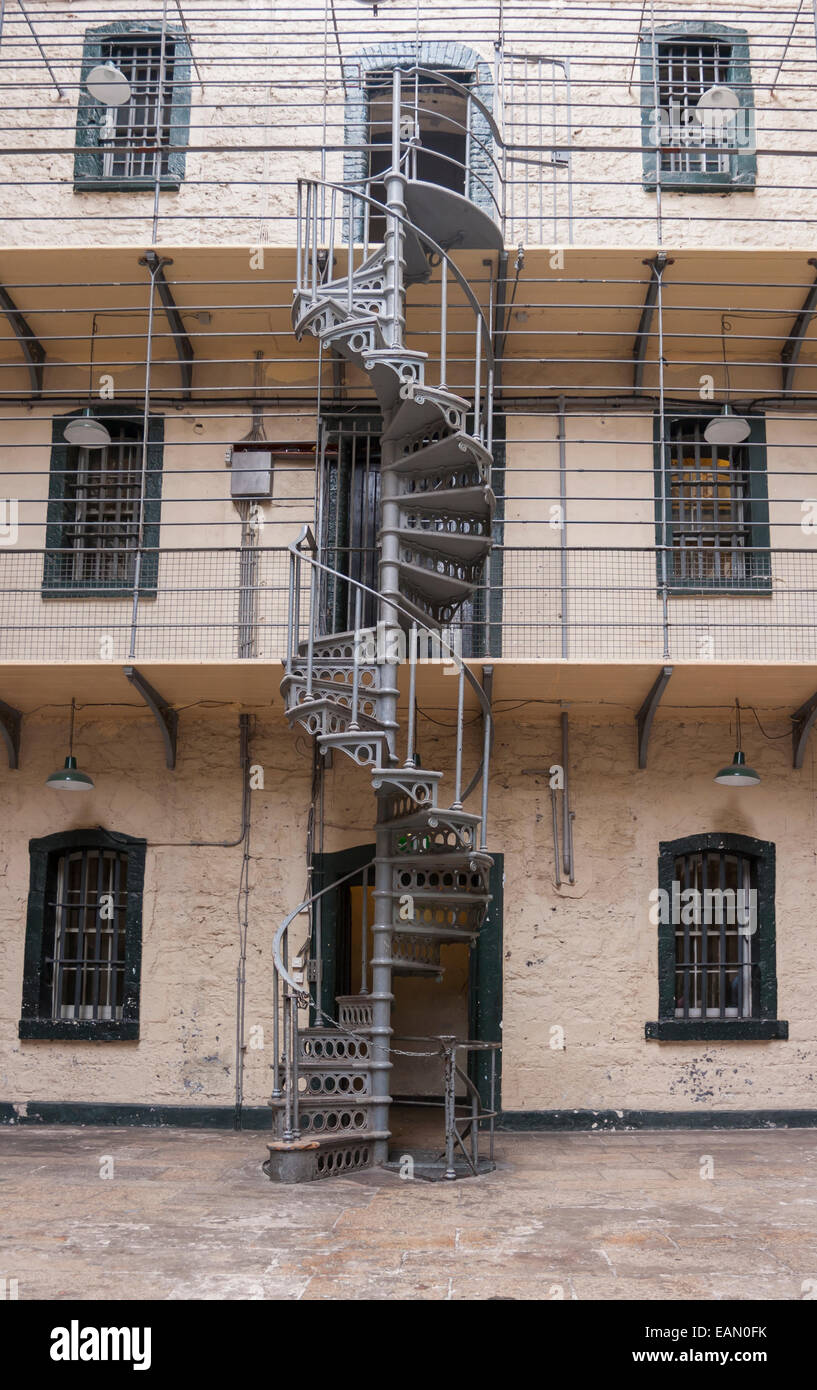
[646, 1019, 788, 1041]
[19, 1019, 139, 1042]
[644, 176, 757, 195]
[40, 589, 157, 601]
[73, 179, 181, 194]
[666, 581, 772, 598]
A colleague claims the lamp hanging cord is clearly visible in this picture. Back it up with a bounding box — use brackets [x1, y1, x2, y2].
[721, 314, 732, 403]
[748, 705, 794, 741]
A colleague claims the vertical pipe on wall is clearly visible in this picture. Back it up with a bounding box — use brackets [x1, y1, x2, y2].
[128, 257, 161, 661]
[561, 710, 574, 884]
[558, 394, 568, 659]
[233, 714, 251, 1128]
[151, 0, 170, 245]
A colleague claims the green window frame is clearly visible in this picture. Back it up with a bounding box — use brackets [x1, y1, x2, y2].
[640, 22, 756, 193]
[653, 413, 770, 595]
[19, 829, 146, 1042]
[74, 22, 191, 192]
[646, 832, 787, 1042]
[43, 407, 163, 599]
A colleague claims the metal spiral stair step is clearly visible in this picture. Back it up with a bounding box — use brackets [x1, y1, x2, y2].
[281, 677, 392, 725]
[317, 730, 394, 768]
[281, 672, 387, 703]
[403, 181, 504, 253]
[380, 584, 460, 632]
[296, 630, 381, 660]
[387, 521, 493, 564]
[364, 350, 428, 412]
[382, 385, 469, 441]
[386, 430, 492, 480]
[386, 801, 481, 828]
[389, 561, 477, 606]
[398, 483, 494, 523]
[391, 917, 480, 950]
[283, 694, 398, 736]
[388, 847, 493, 875]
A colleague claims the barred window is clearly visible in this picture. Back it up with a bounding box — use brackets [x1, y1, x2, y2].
[64, 421, 142, 589]
[668, 419, 750, 584]
[74, 23, 191, 190]
[20, 831, 146, 1041]
[672, 846, 756, 1019]
[43, 411, 163, 597]
[640, 23, 756, 192]
[647, 833, 786, 1042]
[99, 36, 176, 181]
[50, 848, 129, 1023]
[655, 416, 770, 592]
[657, 40, 734, 177]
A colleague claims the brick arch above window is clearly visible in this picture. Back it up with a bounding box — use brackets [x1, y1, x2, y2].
[343, 41, 495, 217]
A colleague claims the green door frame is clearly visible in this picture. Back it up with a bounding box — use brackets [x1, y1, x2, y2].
[311, 846, 503, 1109]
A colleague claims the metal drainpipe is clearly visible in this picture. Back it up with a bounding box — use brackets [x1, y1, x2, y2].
[367, 66, 406, 1163]
[128, 256, 162, 661]
[655, 258, 670, 660]
[558, 394, 568, 659]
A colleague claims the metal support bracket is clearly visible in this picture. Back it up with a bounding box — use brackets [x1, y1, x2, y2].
[0, 286, 46, 397]
[139, 253, 194, 399]
[781, 258, 817, 396]
[123, 666, 178, 769]
[633, 254, 673, 394]
[481, 663, 494, 715]
[636, 665, 673, 769]
[791, 688, 817, 768]
[0, 698, 22, 769]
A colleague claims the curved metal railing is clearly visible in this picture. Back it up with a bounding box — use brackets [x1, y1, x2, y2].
[296, 177, 496, 448]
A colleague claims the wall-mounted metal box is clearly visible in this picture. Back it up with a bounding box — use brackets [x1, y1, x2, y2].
[227, 445, 275, 498]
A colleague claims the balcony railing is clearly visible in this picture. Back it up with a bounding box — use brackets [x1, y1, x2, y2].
[1, 546, 816, 665]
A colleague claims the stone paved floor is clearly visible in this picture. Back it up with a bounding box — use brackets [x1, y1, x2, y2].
[2, 1117, 817, 1300]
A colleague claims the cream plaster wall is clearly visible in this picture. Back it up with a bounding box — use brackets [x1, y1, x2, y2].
[2, 703, 816, 1117]
[1, 2, 815, 250]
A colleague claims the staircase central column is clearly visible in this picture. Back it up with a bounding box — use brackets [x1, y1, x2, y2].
[369, 68, 407, 1162]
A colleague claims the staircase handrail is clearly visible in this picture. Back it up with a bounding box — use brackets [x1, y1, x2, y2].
[272, 856, 375, 998]
[286, 531, 494, 806]
[296, 176, 495, 373]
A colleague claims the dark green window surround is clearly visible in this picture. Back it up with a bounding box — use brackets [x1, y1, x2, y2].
[43, 406, 163, 599]
[640, 23, 756, 193]
[74, 23, 191, 192]
[653, 413, 770, 595]
[19, 829, 146, 1042]
[646, 832, 787, 1042]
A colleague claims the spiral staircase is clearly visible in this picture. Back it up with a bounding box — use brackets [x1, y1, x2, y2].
[265, 68, 502, 1182]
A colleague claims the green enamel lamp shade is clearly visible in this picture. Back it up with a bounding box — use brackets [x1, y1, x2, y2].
[713, 750, 760, 787]
[45, 755, 95, 792]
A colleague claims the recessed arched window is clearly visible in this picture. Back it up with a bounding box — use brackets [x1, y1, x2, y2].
[343, 41, 496, 236]
[19, 829, 146, 1040]
[646, 833, 786, 1041]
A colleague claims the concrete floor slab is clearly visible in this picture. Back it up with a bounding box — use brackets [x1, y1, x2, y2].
[1, 1122, 816, 1300]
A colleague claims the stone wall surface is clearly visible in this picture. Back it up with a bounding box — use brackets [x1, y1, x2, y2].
[0, 1, 812, 249]
[1, 703, 814, 1116]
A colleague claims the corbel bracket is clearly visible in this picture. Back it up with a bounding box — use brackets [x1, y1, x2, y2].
[123, 666, 178, 770]
[0, 697, 22, 769]
[636, 666, 673, 769]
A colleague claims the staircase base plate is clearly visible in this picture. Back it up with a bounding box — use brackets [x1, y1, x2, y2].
[382, 1147, 496, 1182]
